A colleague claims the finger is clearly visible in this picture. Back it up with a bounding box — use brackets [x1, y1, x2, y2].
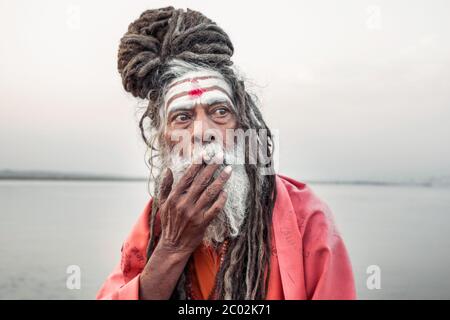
[158, 168, 173, 206]
[171, 159, 204, 198]
[196, 166, 232, 210]
[187, 162, 221, 200]
[188, 150, 224, 199]
[203, 190, 228, 225]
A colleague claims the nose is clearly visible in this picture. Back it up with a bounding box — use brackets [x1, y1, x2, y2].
[191, 108, 221, 145]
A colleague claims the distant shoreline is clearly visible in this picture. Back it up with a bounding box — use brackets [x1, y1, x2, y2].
[0, 170, 447, 187]
[0, 176, 147, 182]
[0, 170, 147, 182]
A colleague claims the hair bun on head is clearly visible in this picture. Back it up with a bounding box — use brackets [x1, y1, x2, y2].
[118, 6, 235, 99]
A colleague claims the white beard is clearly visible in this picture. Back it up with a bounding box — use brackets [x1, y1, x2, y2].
[165, 142, 250, 246]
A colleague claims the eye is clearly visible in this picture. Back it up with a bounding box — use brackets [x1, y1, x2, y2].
[172, 112, 191, 123]
[212, 106, 229, 117]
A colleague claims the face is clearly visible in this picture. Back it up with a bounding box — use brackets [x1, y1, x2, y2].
[163, 71, 238, 156]
[159, 70, 249, 245]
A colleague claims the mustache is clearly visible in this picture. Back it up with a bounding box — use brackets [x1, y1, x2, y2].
[164, 142, 246, 168]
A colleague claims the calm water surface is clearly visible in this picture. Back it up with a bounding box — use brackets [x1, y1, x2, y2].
[1, 180, 449, 299]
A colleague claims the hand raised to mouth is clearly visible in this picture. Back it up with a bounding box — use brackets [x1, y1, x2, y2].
[158, 151, 231, 255]
[138, 152, 232, 300]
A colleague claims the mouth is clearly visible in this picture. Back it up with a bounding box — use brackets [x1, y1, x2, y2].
[200, 144, 226, 165]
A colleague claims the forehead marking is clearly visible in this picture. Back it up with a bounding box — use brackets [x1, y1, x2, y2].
[166, 86, 233, 111]
[188, 88, 205, 98]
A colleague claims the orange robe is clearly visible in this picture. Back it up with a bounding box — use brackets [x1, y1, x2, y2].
[96, 175, 356, 300]
[189, 226, 285, 300]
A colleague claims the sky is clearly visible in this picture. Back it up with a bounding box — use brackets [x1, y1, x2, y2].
[0, 0, 449, 182]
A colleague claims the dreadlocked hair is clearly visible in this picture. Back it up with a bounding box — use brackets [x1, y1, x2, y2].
[117, 6, 277, 300]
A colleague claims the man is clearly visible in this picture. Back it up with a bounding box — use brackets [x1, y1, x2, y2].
[97, 6, 356, 300]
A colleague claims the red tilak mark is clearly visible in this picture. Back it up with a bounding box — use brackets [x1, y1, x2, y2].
[188, 88, 204, 97]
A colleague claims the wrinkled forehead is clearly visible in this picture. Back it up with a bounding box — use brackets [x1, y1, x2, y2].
[163, 70, 234, 114]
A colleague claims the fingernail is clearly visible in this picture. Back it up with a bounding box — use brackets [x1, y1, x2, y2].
[224, 165, 232, 174]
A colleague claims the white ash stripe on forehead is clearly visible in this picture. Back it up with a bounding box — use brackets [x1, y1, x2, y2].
[165, 81, 233, 107]
[167, 90, 234, 114]
[165, 74, 233, 107]
[166, 85, 233, 109]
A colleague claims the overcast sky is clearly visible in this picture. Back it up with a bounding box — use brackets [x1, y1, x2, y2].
[1, 0, 449, 182]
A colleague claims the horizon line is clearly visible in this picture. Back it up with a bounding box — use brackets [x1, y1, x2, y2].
[0, 169, 447, 187]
